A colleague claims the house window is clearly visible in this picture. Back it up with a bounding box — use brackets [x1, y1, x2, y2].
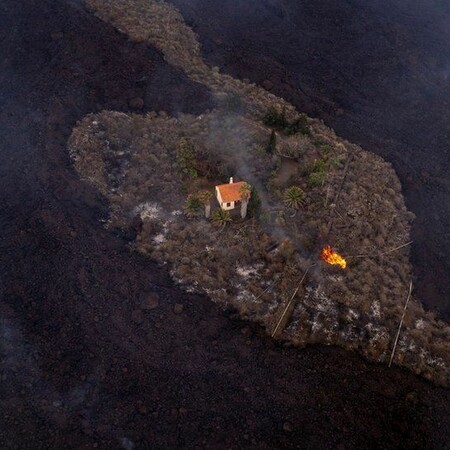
[226, 202, 231, 207]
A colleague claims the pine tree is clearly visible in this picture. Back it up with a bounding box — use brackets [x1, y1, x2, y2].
[267, 129, 277, 154]
[177, 138, 198, 178]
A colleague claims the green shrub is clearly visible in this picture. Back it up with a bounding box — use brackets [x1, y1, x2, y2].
[184, 194, 203, 218]
[327, 156, 342, 168]
[248, 187, 262, 218]
[308, 171, 326, 186]
[177, 137, 198, 178]
[283, 186, 305, 209]
[313, 158, 328, 173]
[211, 208, 232, 227]
[283, 145, 295, 158]
[263, 108, 310, 136]
[262, 106, 288, 128]
[285, 114, 310, 136]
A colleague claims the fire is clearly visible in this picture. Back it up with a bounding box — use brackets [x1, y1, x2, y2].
[320, 245, 347, 269]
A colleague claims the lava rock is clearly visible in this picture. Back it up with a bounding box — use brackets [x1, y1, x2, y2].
[173, 303, 184, 314]
[129, 97, 144, 110]
[262, 79, 274, 90]
[131, 309, 144, 324]
[142, 293, 160, 310]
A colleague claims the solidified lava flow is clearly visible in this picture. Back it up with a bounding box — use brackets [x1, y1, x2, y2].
[0, 0, 449, 448]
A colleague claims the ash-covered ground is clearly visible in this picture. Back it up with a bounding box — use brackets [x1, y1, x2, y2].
[1, 0, 449, 448]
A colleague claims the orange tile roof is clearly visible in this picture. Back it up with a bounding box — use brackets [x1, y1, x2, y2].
[216, 181, 247, 203]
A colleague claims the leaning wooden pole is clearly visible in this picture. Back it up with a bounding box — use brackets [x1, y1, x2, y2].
[346, 240, 413, 260]
[271, 265, 311, 338]
[389, 280, 413, 368]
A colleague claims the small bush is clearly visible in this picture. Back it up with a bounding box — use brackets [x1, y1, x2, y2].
[262, 106, 288, 128]
[313, 158, 328, 173]
[285, 114, 310, 136]
[184, 194, 203, 218]
[211, 208, 232, 227]
[263, 108, 311, 137]
[177, 137, 198, 178]
[308, 171, 326, 186]
[283, 186, 305, 209]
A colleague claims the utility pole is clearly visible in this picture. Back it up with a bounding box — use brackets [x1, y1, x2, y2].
[389, 280, 413, 368]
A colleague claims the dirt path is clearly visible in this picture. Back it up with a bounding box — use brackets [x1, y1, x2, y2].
[0, 1, 449, 448]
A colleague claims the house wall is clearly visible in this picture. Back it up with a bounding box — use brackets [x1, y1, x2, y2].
[216, 187, 235, 210]
[216, 186, 240, 210]
[215, 186, 223, 205]
[221, 201, 235, 210]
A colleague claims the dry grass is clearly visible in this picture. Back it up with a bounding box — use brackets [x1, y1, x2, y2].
[69, 109, 450, 385]
[72, 0, 450, 385]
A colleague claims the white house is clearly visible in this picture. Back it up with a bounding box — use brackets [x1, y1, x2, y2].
[215, 177, 247, 211]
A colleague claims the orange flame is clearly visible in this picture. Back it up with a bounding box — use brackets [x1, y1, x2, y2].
[321, 245, 347, 269]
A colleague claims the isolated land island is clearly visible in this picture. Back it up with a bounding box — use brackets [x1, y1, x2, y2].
[70, 0, 450, 385]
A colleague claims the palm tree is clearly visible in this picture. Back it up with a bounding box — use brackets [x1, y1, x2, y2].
[211, 208, 232, 228]
[283, 186, 305, 209]
[239, 182, 252, 219]
[199, 190, 213, 218]
[184, 194, 203, 218]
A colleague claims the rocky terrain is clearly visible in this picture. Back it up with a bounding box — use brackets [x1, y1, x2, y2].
[1, 0, 449, 448]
